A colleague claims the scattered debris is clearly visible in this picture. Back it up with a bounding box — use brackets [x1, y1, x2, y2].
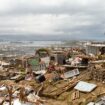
[71, 90, 80, 100]
[74, 81, 97, 92]
[0, 42, 105, 105]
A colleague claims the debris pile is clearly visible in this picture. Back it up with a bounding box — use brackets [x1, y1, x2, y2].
[91, 68, 105, 82]
[0, 43, 105, 105]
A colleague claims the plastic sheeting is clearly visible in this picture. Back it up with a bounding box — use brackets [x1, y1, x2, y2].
[74, 81, 97, 92]
[87, 102, 95, 105]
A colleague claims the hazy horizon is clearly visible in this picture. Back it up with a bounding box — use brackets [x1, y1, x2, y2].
[0, 34, 104, 41]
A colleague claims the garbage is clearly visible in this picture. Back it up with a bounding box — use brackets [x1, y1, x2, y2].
[91, 68, 105, 82]
[87, 98, 105, 105]
[0, 86, 6, 91]
[64, 69, 79, 78]
[74, 81, 97, 92]
[27, 92, 45, 105]
[87, 102, 95, 105]
[71, 90, 80, 100]
[13, 99, 33, 105]
[35, 74, 46, 83]
[35, 70, 47, 75]
[1, 43, 105, 105]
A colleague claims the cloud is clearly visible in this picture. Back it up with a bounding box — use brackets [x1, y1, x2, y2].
[0, 0, 105, 15]
[0, 0, 105, 40]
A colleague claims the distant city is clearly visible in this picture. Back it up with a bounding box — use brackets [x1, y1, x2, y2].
[0, 34, 104, 58]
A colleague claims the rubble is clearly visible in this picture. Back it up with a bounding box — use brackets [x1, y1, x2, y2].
[0, 43, 105, 105]
[91, 68, 105, 82]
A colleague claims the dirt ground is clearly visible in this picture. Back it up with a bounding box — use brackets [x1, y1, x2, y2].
[45, 99, 68, 105]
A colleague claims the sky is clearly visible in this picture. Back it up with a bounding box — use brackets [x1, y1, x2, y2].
[0, 0, 105, 40]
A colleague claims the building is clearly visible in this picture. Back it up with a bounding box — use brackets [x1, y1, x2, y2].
[85, 42, 105, 55]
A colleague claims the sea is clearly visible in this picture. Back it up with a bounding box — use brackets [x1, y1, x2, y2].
[0, 41, 64, 47]
[0, 41, 65, 56]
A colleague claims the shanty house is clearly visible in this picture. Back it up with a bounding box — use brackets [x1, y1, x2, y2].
[85, 43, 105, 55]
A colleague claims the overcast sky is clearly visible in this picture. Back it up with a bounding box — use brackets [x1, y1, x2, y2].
[0, 0, 105, 40]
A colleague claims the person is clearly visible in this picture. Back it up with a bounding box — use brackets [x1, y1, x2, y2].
[47, 60, 55, 73]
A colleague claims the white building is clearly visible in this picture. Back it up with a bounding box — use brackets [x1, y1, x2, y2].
[85, 43, 105, 55]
